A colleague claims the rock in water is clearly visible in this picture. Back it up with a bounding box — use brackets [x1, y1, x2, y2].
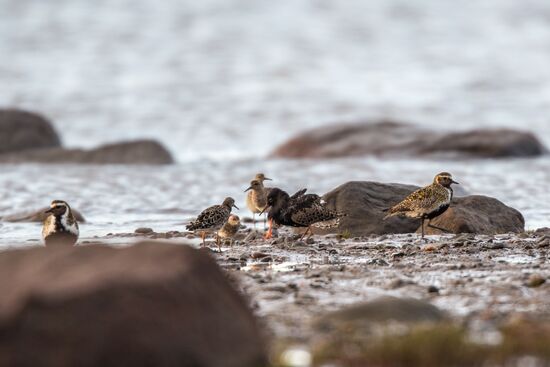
[0, 140, 174, 165]
[0, 242, 266, 367]
[319, 181, 524, 236]
[270, 121, 546, 159]
[0, 108, 61, 154]
[423, 195, 525, 235]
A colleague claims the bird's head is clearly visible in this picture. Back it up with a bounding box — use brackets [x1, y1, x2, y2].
[222, 197, 239, 210]
[45, 200, 71, 216]
[227, 214, 240, 226]
[244, 179, 262, 192]
[254, 173, 272, 182]
[434, 172, 459, 188]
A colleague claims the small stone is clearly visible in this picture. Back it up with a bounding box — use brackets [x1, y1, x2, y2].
[250, 252, 269, 259]
[134, 227, 154, 234]
[536, 236, 550, 248]
[427, 285, 439, 294]
[367, 258, 389, 266]
[526, 274, 546, 288]
[244, 231, 258, 241]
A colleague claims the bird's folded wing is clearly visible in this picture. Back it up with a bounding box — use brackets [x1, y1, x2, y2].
[390, 187, 439, 213]
[291, 203, 336, 226]
[290, 188, 307, 200]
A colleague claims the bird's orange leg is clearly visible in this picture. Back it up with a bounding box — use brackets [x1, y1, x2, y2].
[216, 233, 222, 252]
[201, 231, 206, 247]
[264, 219, 273, 240]
[300, 226, 311, 240]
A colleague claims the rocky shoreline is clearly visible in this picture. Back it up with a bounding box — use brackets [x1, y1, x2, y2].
[84, 226, 550, 365]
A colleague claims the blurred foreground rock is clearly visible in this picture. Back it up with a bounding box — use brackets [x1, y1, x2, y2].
[318, 181, 524, 236]
[271, 121, 546, 159]
[315, 297, 445, 331]
[0, 109, 61, 154]
[0, 140, 174, 165]
[2, 207, 86, 223]
[0, 242, 266, 367]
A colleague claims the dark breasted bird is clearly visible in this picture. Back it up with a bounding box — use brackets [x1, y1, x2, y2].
[383, 172, 459, 238]
[262, 187, 344, 240]
[42, 200, 80, 247]
[186, 197, 239, 247]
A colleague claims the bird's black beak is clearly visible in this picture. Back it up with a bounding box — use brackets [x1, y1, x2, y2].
[233, 204, 239, 210]
[45, 208, 53, 214]
[244, 186, 252, 192]
[452, 180, 460, 185]
[258, 206, 270, 215]
[264, 177, 272, 181]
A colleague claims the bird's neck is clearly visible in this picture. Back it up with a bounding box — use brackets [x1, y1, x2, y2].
[268, 198, 288, 220]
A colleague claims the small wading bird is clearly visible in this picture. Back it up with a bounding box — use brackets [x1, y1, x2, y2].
[217, 214, 241, 248]
[383, 172, 459, 238]
[42, 200, 80, 247]
[186, 197, 239, 250]
[261, 187, 344, 240]
[245, 173, 272, 229]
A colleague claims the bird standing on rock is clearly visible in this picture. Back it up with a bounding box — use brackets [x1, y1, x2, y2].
[383, 172, 459, 238]
[217, 214, 241, 250]
[245, 173, 272, 229]
[186, 197, 239, 249]
[262, 188, 344, 240]
[42, 200, 80, 247]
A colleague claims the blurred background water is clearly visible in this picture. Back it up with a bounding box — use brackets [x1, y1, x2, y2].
[0, 0, 549, 245]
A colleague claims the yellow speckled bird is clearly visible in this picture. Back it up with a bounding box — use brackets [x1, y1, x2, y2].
[384, 172, 459, 238]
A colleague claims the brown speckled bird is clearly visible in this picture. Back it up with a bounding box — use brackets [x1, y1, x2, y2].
[42, 200, 80, 247]
[217, 214, 241, 250]
[245, 174, 272, 229]
[384, 172, 459, 238]
[186, 197, 239, 247]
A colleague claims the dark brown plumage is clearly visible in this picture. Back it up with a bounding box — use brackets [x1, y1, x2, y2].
[263, 188, 344, 239]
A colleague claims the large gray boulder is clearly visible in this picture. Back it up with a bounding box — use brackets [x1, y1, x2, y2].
[270, 121, 546, 159]
[0, 140, 174, 165]
[320, 181, 422, 236]
[0, 242, 266, 367]
[0, 108, 61, 154]
[317, 181, 524, 236]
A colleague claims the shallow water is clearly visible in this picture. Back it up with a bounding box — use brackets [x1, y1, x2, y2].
[1, 0, 550, 246]
[0, 156, 548, 246]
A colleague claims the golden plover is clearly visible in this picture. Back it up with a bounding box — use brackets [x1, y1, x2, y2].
[217, 214, 241, 250]
[42, 200, 80, 247]
[186, 197, 239, 248]
[384, 172, 459, 238]
[261, 187, 344, 240]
